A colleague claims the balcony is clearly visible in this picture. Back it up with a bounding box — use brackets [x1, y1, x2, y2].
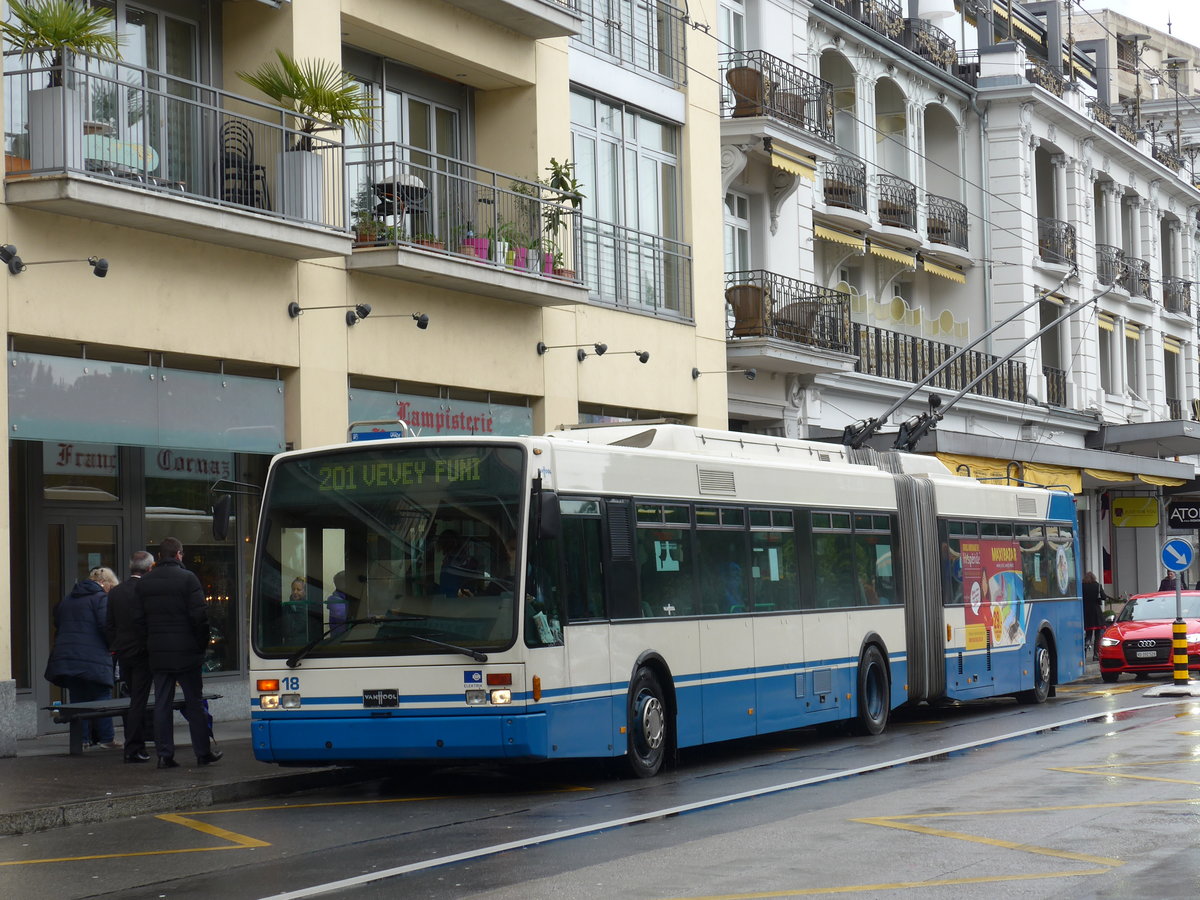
[1036, 217, 1076, 267]
[816, 0, 904, 42]
[878, 174, 917, 231]
[821, 154, 867, 213]
[1168, 397, 1184, 420]
[1163, 276, 1192, 314]
[926, 195, 967, 250]
[582, 217, 692, 318]
[1088, 101, 1138, 145]
[4, 51, 350, 259]
[1043, 365, 1067, 407]
[442, 0, 582, 39]
[1025, 59, 1066, 98]
[1120, 256, 1150, 298]
[1096, 244, 1125, 285]
[853, 325, 1027, 402]
[576, 0, 687, 86]
[903, 19, 957, 71]
[345, 144, 588, 308]
[720, 51, 834, 144]
[953, 50, 980, 87]
[1152, 143, 1183, 173]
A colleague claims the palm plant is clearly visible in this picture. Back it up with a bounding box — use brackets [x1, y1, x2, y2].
[237, 50, 374, 151]
[1, 0, 122, 87]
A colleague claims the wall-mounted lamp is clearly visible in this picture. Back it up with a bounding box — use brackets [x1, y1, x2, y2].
[607, 349, 651, 364]
[287, 301, 372, 326]
[367, 312, 429, 329]
[692, 367, 757, 381]
[537, 340, 607, 362]
[1, 244, 108, 277]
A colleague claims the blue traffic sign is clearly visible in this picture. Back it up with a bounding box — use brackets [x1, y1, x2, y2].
[1161, 538, 1194, 572]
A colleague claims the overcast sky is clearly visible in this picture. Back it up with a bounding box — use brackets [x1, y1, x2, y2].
[1077, 1, 1200, 45]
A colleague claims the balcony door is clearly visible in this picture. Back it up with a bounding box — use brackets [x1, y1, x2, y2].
[87, 1, 201, 188]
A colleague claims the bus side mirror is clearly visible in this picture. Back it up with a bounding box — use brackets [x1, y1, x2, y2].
[538, 490, 561, 540]
[212, 493, 232, 541]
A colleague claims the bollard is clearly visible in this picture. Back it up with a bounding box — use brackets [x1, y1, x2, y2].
[1174, 618, 1190, 685]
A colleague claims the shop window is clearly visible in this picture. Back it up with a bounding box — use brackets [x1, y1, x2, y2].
[42, 441, 119, 502]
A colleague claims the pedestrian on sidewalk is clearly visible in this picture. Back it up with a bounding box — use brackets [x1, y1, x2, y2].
[105, 550, 155, 763]
[135, 537, 222, 769]
[44, 566, 120, 749]
[1081, 571, 1104, 661]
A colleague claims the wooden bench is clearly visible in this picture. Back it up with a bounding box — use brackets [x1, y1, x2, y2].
[45, 692, 222, 756]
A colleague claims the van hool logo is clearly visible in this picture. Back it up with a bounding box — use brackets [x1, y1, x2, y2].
[362, 689, 399, 707]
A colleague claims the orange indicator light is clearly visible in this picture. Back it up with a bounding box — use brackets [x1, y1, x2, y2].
[257, 679, 280, 692]
[532, 675, 542, 701]
[487, 673, 512, 686]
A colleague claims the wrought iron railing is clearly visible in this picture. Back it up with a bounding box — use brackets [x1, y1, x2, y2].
[926, 194, 968, 250]
[1153, 143, 1183, 172]
[1120, 256, 1150, 297]
[1042, 365, 1067, 407]
[724, 270, 851, 351]
[1163, 276, 1192, 313]
[852, 324, 1027, 402]
[581, 215, 692, 318]
[4, 48, 346, 229]
[1026, 59, 1066, 97]
[1095, 244, 1125, 285]
[862, 0, 905, 40]
[821, 154, 867, 212]
[719, 50, 835, 142]
[1036, 217, 1076, 266]
[345, 143, 583, 285]
[878, 174, 917, 230]
[574, 0, 687, 86]
[1168, 397, 1183, 420]
[904, 18, 957, 70]
[953, 49, 980, 86]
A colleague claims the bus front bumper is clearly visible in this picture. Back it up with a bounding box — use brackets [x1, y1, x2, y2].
[251, 711, 549, 764]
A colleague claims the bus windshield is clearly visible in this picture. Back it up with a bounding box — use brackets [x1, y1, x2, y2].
[252, 443, 526, 660]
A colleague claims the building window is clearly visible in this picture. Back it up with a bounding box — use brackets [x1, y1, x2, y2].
[575, 0, 688, 86]
[1116, 38, 1137, 74]
[724, 191, 750, 274]
[1124, 322, 1143, 400]
[572, 90, 691, 317]
[1099, 315, 1115, 394]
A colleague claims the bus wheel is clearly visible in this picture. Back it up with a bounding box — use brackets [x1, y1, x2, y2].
[855, 646, 890, 735]
[1100, 671, 1119, 684]
[626, 668, 667, 778]
[1018, 632, 1051, 704]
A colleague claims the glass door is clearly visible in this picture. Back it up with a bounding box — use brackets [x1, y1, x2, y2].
[37, 517, 123, 732]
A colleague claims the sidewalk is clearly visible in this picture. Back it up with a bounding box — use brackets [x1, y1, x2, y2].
[0, 718, 361, 835]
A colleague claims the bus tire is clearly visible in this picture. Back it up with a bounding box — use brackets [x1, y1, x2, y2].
[854, 645, 890, 735]
[1100, 671, 1119, 684]
[625, 668, 668, 778]
[1017, 632, 1051, 704]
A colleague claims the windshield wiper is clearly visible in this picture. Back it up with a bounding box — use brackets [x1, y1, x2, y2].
[408, 633, 488, 662]
[285, 615, 424, 668]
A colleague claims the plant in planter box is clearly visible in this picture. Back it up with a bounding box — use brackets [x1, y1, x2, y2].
[237, 50, 374, 222]
[540, 158, 584, 277]
[498, 220, 536, 269]
[413, 232, 444, 251]
[454, 224, 490, 260]
[2, 0, 123, 171]
[352, 208, 380, 244]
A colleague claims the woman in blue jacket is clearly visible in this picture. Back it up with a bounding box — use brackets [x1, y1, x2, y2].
[44, 568, 119, 748]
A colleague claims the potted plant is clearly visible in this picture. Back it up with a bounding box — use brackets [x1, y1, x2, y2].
[413, 232, 444, 251]
[2, 0, 122, 171]
[352, 208, 379, 243]
[540, 158, 583, 278]
[455, 224, 490, 260]
[237, 50, 374, 222]
[498, 221, 534, 269]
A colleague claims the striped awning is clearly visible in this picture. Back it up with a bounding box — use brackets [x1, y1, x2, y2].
[769, 142, 816, 181]
[1164, 336, 1182, 354]
[814, 225, 865, 250]
[923, 260, 965, 283]
[869, 243, 916, 266]
[1098, 313, 1115, 332]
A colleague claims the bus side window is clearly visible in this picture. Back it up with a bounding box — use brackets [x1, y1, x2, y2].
[812, 531, 854, 608]
[562, 514, 606, 621]
[525, 532, 564, 648]
[750, 509, 798, 611]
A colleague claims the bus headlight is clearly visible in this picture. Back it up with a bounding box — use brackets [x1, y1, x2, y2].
[260, 694, 280, 710]
[465, 690, 488, 705]
[490, 689, 512, 705]
[280, 693, 302, 709]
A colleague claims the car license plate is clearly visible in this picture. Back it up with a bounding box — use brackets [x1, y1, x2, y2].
[1135, 650, 1157, 658]
[363, 688, 399, 707]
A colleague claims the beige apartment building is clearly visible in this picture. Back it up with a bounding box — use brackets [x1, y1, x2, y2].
[0, 0, 724, 751]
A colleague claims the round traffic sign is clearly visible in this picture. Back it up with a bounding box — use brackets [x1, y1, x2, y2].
[1161, 538, 1194, 572]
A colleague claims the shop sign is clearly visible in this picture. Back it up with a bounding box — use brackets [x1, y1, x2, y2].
[1111, 496, 1159, 528]
[348, 389, 533, 437]
[1167, 500, 1200, 528]
[42, 442, 232, 480]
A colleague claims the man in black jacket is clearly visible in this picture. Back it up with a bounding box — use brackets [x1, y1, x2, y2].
[135, 537, 222, 768]
[105, 550, 155, 763]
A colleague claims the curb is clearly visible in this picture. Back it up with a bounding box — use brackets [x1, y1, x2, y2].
[0, 767, 368, 835]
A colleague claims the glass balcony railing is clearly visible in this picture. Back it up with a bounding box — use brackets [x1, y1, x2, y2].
[724, 270, 850, 351]
[926, 194, 967, 250]
[574, 0, 687, 86]
[4, 48, 345, 230]
[853, 325, 1027, 403]
[581, 216, 692, 318]
[345, 143, 582, 285]
[719, 50, 835, 142]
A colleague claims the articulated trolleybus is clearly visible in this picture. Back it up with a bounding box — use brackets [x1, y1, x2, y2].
[249, 425, 1083, 776]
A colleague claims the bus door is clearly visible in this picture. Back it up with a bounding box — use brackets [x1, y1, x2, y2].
[947, 526, 1023, 695]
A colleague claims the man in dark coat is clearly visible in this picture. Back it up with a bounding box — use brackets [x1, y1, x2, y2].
[44, 575, 117, 747]
[105, 550, 155, 763]
[135, 537, 222, 768]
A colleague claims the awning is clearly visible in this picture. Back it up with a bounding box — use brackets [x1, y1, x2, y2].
[1088, 420, 1200, 458]
[1084, 468, 1133, 482]
[1098, 313, 1115, 332]
[1140, 473, 1188, 487]
[923, 260, 966, 284]
[1164, 336, 1182, 354]
[769, 142, 816, 181]
[869, 243, 916, 266]
[937, 453, 1081, 493]
[814, 225, 865, 250]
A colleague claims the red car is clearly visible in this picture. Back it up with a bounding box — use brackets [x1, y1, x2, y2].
[1097, 590, 1200, 683]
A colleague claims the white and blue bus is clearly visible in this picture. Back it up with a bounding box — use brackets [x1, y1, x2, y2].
[248, 425, 1083, 776]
